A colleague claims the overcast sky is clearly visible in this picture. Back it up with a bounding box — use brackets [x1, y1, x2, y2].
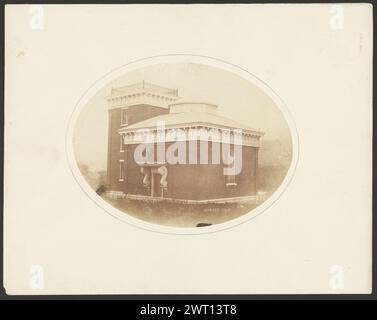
[73, 63, 292, 171]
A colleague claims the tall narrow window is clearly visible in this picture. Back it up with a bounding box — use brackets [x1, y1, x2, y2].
[121, 108, 128, 126]
[120, 135, 124, 152]
[226, 173, 236, 186]
[224, 144, 237, 186]
[119, 159, 125, 182]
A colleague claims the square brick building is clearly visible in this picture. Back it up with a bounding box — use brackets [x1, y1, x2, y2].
[106, 82, 263, 203]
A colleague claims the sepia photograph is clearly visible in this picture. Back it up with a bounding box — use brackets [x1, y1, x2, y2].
[73, 62, 293, 228]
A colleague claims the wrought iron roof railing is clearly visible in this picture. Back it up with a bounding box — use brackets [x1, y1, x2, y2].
[111, 81, 178, 96]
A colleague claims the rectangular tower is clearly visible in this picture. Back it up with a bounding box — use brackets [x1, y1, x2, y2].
[106, 82, 179, 197]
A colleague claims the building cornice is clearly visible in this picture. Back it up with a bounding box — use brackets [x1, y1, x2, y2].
[119, 122, 264, 136]
[106, 89, 179, 110]
[119, 123, 263, 147]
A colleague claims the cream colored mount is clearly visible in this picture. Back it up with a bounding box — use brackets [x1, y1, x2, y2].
[106, 81, 179, 110]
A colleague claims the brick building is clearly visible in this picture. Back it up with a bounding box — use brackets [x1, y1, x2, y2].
[106, 82, 264, 203]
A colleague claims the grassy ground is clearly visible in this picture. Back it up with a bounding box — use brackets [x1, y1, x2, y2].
[102, 195, 259, 228]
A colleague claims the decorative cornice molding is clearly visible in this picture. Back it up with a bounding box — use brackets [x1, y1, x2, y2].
[106, 89, 179, 110]
[120, 122, 262, 135]
[119, 125, 263, 147]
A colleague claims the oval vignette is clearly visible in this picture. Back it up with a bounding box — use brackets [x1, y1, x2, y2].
[66, 56, 299, 235]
